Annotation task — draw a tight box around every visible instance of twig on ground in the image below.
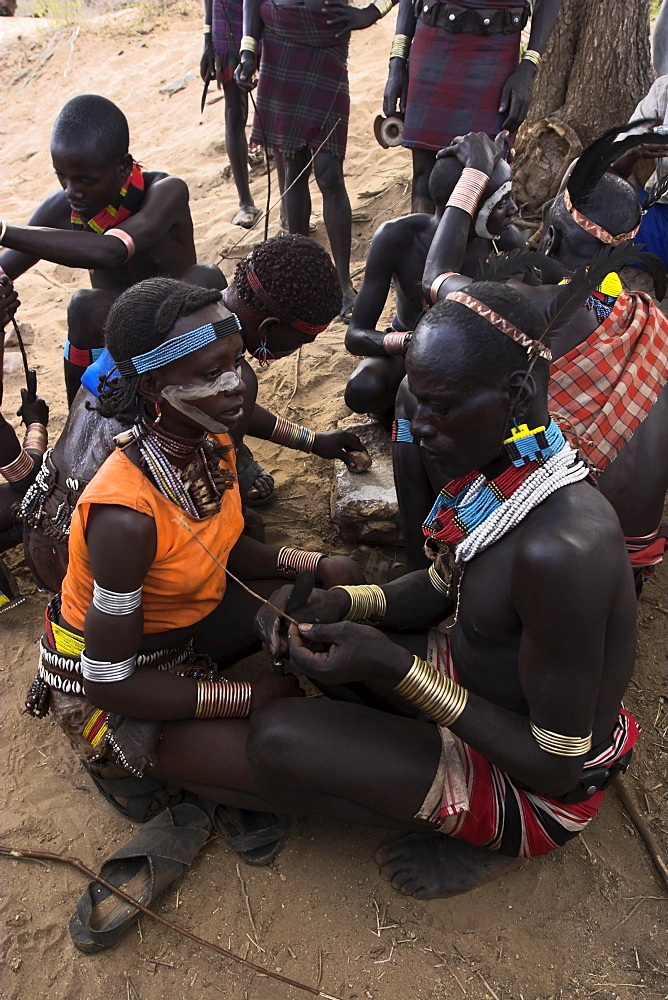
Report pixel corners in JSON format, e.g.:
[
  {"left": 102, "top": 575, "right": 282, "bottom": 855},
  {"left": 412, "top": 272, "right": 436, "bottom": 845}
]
[
  {"left": 317, "top": 948, "right": 323, "bottom": 988},
  {"left": 236, "top": 863, "right": 258, "bottom": 939},
  {"left": 613, "top": 776, "right": 668, "bottom": 892},
  {"left": 33, "top": 268, "right": 73, "bottom": 292},
  {"left": 125, "top": 974, "right": 140, "bottom": 1000},
  {"left": 0, "top": 845, "right": 341, "bottom": 1000},
  {"left": 288, "top": 346, "right": 301, "bottom": 408},
  {"left": 612, "top": 898, "right": 646, "bottom": 930},
  {"left": 176, "top": 518, "right": 299, "bottom": 626},
  {"left": 424, "top": 947, "right": 466, "bottom": 995},
  {"left": 476, "top": 970, "right": 500, "bottom": 1000}
]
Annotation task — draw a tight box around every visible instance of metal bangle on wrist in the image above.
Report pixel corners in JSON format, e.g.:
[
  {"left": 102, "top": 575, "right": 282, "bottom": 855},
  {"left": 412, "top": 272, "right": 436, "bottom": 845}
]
[
  {"left": 240, "top": 35, "right": 259, "bottom": 54},
  {"left": 331, "top": 584, "right": 387, "bottom": 623},
  {"left": 395, "top": 655, "right": 468, "bottom": 728}
]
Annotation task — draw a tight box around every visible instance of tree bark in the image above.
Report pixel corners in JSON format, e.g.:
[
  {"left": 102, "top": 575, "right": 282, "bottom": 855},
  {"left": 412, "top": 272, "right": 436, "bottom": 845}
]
[{"left": 513, "top": 0, "right": 654, "bottom": 213}]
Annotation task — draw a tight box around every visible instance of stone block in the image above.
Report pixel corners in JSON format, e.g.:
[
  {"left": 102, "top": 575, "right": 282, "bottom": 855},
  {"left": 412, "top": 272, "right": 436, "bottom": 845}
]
[{"left": 331, "top": 420, "right": 402, "bottom": 544}]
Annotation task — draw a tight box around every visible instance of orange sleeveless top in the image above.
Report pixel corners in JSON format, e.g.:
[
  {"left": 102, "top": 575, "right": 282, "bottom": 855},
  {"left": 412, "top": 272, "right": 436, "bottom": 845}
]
[{"left": 61, "top": 435, "right": 244, "bottom": 633}]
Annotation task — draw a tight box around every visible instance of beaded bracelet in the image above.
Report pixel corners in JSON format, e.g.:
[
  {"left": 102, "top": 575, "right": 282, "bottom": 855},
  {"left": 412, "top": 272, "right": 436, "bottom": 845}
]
[
  {"left": 389, "top": 33, "right": 410, "bottom": 60},
  {"left": 24, "top": 422, "right": 48, "bottom": 454},
  {"left": 446, "top": 167, "right": 489, "bottom": 217},
  {"left": 382, "top": 331, "right": 412, "bottom": 356},
  {"left": 240, "top": 35, "right": 259, "bottom": 54},
  {"left": 331, "top": 584, "right": 387, "bottom": 623},
  {"left": 373, "top": 0, "right": 395, "bottom": 17},
  {"left": 395, "top": 655, "right": 468, "bottom": 728},
  {"left": 0, "top": 447, "right": 34, "bottom": 483},
  {"left": 194, "top": 680, "right": 252, "bottom": 719},
  {"left": 277, "top": 546, "right": 325, "bottom": 581},
  {"left": 530, "top": 722, "right": 592, "bottom": 757},
  {"left": 522, "top": 49, "right": 541, "bottom": 68},
  {"left": 203, "top": 24, "right": 211, "bottom": 33},
  {"left": 270, "top": 416, "right": 316, "bottom": 453}
]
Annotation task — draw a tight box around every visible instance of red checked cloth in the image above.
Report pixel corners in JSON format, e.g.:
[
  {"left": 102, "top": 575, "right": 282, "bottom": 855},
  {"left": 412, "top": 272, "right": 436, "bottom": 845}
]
[{"left": 549, "top": 291, "right": 668, "bottom": 473}]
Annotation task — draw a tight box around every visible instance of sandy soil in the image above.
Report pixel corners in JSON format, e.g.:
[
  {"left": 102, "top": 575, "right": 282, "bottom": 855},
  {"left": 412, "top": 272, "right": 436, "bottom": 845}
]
[{"left": 1, "top": 4, "right": 667, "bottom": 1000}]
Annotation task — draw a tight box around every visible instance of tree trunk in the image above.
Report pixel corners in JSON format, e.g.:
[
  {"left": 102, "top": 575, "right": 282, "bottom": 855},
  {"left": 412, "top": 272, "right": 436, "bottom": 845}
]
[{"left": 513, "top": 0, "right": 654, "bottom": 214}]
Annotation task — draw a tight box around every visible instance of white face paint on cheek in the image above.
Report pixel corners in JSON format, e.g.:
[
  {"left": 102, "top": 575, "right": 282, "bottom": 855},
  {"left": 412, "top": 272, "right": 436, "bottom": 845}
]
[{"left": 159, "top": 371, "right": 242, "bottom": 433}]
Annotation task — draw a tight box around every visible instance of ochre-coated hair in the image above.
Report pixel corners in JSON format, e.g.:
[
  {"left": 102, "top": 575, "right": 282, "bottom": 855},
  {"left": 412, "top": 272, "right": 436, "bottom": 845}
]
[{"left": 233, "top": 235, "right": 342, "bottom": 325}]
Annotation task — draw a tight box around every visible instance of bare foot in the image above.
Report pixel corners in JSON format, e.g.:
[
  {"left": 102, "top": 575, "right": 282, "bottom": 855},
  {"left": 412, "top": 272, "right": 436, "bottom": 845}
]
[{"left": 375, "top": 833, "right": 520, "bottom": 899}]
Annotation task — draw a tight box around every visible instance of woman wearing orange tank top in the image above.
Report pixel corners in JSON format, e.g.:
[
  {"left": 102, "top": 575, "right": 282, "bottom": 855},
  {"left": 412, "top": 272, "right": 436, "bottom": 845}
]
[{"left": 25, "top": 277, "right": 361, "bottom": 865}]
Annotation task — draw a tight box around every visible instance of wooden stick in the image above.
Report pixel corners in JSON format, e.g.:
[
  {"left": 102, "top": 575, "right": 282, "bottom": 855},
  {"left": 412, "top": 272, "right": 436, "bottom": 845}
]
[
  {"left": 176, "top": 518, "right": 299, "bottom": 627},
  {"left": 613, "top": 776, "right": 668, "bottom": 892},
  {"left": 0, "top": 845, "right": 340, "bottom": 1000}
]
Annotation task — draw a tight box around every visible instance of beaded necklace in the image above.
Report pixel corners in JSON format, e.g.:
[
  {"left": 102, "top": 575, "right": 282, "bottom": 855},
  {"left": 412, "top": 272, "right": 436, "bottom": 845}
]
[
  {"left": 114, "top": 419, "right": 235, "bottom": 519},
  {"left": 423, "top": 421, "right": 589, "bottom": 562}
]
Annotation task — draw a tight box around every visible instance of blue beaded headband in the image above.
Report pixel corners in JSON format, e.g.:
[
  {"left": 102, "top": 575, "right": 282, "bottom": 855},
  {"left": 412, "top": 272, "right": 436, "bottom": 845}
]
[{"left": 115, "top": 315, "right": 242, "bottom": 378}]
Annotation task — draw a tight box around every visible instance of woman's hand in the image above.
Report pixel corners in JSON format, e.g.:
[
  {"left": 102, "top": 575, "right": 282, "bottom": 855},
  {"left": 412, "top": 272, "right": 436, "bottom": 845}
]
[
  {"left": 312, "top": 429, "right": 369, "bottom": 470},
  {"left": 254, "top": 583, "right": 352, "bottom": 656},
  {"left": 287, "top": 620, "right": 412, "bottom": 685},
  {"left": 250, "top": 671, "right": 304, "bottom": 713}
]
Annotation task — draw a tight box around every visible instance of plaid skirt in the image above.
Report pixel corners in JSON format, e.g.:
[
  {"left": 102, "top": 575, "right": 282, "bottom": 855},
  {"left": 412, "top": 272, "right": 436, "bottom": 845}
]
[
  {"left": 416, "top": 629, "right": 640, "bottom": 858},
  {"left": 403, "top": 21, "right": 520, "bottom": 151},
  {"left": 250, "top": 2, "right": 350, "bottom": 158}
]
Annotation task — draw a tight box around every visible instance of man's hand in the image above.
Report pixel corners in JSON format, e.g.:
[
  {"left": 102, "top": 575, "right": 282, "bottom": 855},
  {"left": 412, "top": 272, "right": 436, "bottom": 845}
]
[
  {"left": 234, "top": 52, "right": 258, "bottom": 92},
  {"left": 612, "top": 130, "right": 666, "bottom": 180},
  {"left": 383, "top": 59, "right": 408, "bottom": 117},
  {"left": 250, "top": 671, "right": 304, "bottom": 714},
  {"left": 312, "top": 429, "right": 369, "bottom": 470},
  {"left": 324, "top": 0, "right": 378, "bottom": 36},
  {"left": 254, "top": 583, "right": 352, "bottom": 656},
  {"left": 287, "top": 620, "right": 412, "bottom": 685},
  {"left": 200, "top": 38, "right": 216, "bottom": 83},
  {"left": 498, "top": 60, "right": 536, "bottom": 133},
  {"left": 0, "top": 276, "right": 19, "bottom": 328},
  {"left": 17, "top": 388, "right": 48, "bottom": 427},
  {"left": 437, "top": 130, "right": 508, "bottom": 176}
]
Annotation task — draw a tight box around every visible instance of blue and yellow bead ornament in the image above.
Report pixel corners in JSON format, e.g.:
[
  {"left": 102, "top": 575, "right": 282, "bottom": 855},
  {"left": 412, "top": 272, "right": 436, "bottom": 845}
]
[{"left": 503, "top": 419, "right": 565, "bottom": 467}]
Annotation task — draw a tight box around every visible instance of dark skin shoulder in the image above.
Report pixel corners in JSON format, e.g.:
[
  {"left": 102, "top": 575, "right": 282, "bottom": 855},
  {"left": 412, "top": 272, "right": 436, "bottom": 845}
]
[{"left": 0, "top": 171, "right": 195, "bottom": 291}]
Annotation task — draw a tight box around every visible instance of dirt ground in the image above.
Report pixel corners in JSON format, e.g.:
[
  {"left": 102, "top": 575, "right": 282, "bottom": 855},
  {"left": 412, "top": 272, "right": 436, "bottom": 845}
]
[{"left": 1, "top": 4, "right": 667, "bottom": 999}]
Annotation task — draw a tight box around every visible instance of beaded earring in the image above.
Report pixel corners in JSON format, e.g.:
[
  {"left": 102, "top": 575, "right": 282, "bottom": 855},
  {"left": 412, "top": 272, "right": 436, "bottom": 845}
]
[
  {"left": 153, "top": 400, "right": 162, "bottom": 426},
  {"left": 252, "top": 334, "right": 275, "bottom": 368},
  {"left": 503, "top": 421, "right": 558, "bottom": 467}
]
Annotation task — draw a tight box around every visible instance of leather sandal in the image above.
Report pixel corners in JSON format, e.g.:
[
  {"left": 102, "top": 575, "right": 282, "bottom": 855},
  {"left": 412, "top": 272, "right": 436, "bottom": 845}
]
[{"left": 69, "top": 802, "right": 212, "bottom": 953}]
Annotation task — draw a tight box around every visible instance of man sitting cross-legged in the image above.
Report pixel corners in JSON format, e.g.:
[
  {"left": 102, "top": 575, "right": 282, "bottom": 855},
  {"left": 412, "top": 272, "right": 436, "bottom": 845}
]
[
  {"left": 344, "top": 133, "right": 522, "bottom": 423},
  {"left": 240, "top": 281, "right": 638, "bottom": 898},
  {"left": 0, "top": 94, "right": 223, "bottom": 405}
]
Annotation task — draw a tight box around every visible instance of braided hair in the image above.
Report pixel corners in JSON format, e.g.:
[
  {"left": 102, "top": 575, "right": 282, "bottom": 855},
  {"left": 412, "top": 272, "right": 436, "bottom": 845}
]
[
  {"left": 233, "top": 235, "right": 342, "bottom": 326},
  {"left": 96, "top": 278, "right": 222, "bottom": 422}
]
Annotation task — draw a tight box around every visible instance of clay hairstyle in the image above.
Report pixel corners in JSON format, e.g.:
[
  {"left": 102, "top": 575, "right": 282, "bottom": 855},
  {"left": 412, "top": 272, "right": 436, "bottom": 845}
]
[
  {"left": 233, "top": 234, "right": 342, "bottom": 331},
  {"left": 51, "top": 94, "right": 130, "bottom": 162},
  {"left": 96, "top": 278, "right": 223, "bottom": 422}
]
